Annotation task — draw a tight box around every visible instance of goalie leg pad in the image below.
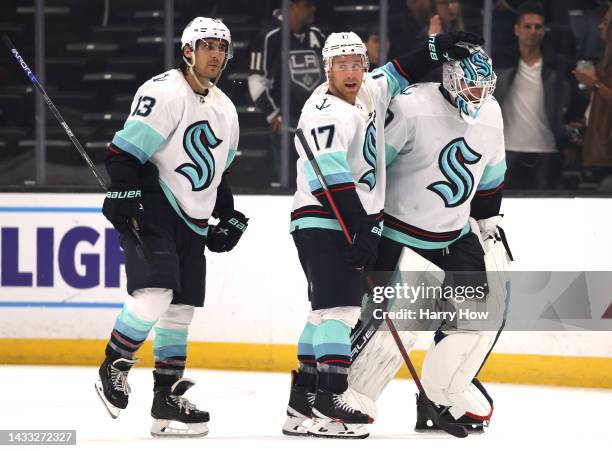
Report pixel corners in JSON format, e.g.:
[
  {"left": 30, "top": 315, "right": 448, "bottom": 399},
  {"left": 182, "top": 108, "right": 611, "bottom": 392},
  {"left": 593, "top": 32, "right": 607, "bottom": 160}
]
[
  {"left": 346, "top": 246, "right": 443, "bottom": 419},
  {"left": 347, "top": 330, "right": 417, "bottom": 419},
  {"left": 421, "top": 329, "right": 496, "bottom": 420}
]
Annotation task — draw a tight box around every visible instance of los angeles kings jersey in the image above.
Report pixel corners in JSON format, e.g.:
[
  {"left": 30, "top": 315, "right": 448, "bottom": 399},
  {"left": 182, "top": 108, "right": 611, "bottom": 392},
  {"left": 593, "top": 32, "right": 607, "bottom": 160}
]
[
  {"left": 111, "top": 69, "right": 239, "bottom": 235},
  {"left": 290, "top": 63, "right": 411, "bottom": 233},
  {"left": 384, "top": 83, "right": 506, "bottom": 249}
]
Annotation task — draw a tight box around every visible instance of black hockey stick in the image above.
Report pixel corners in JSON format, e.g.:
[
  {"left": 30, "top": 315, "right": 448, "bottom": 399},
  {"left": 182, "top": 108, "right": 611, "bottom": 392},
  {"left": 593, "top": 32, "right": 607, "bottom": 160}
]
[
  {"left": 296, "top": 128, "right": 468, "bottom": 438},
  {"left": 3, "top": 35, "right": 151, "bottom": 260}
]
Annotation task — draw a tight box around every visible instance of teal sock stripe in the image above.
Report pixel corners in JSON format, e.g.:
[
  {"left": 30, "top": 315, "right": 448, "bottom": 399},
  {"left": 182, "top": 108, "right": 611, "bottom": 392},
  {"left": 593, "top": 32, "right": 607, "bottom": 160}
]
[
  {"left": 297, "top": 321, "right": 317, "bottom": 357},
  {"left": 153, "top": 326, "right": 188, "bottom": 360},
  {"left": 113, "top": 305, "right": 156, "bottom": 342},
  {"left": 312, "top": 319, "right": 351, "bottom": 360}
]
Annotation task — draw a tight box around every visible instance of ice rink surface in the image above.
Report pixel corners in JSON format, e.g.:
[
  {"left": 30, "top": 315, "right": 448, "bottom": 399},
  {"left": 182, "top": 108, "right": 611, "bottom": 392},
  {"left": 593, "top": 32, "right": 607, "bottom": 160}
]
[{"left": 2, "top": 365, "right": 611, "bottom": 450}]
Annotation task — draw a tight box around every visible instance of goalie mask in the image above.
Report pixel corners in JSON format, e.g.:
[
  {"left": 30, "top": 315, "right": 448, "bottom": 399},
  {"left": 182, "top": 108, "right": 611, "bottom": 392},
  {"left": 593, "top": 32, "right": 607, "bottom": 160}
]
[
  {"left": 443, "top": 44, "right": 496, "bottom": 122},
  {"left": 180, "top": 17, "right": 233, "bottom": 89},
  {"left": 322, "top": 32, "right": 369, "bottom": 78}
]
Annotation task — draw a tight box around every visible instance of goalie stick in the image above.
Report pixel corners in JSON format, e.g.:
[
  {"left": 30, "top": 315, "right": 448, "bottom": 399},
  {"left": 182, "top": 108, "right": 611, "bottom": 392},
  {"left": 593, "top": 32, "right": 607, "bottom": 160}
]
[
  {"left": 296, "top": 127, "right": 468, "bottom": 438},
  {"left": 3, "top": 35, "right": 151, "bottom": 260}
]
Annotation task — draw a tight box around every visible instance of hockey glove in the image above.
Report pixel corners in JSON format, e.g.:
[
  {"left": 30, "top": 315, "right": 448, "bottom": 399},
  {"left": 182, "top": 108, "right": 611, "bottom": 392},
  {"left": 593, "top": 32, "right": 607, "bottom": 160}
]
[
  {"left": 102, "top": 186, "right": 144, "bottom": 234},
  {"left": 345, "top": 220, "right": 383, "bottom": 271},
  {"left": 431, "top": 31, "right": 484, "bottom": 61},
  {"left": 394, "top": 31, "right": 484, "bottom": 83},
  {"left": 206, "top": 210, "right": 248, "bottom": 253}
]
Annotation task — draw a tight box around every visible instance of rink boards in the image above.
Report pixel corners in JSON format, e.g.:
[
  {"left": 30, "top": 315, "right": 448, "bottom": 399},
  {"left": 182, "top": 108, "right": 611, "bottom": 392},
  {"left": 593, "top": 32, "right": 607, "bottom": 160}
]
[{"left": 1, "top": 193, "right": 611, "bottom": 388}]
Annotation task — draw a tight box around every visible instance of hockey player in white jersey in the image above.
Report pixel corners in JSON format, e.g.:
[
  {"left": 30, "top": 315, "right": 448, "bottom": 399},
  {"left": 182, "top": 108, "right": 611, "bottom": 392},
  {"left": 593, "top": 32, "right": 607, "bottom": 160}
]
[
  {"left": 347, "top": 44, "right": 512, "bottom": 435},
  {"left": 283, "top": 31, "right": 485, "bottom": 438},
  {"left": 94, "top": 17, "right": 248, "bottom": 437}
]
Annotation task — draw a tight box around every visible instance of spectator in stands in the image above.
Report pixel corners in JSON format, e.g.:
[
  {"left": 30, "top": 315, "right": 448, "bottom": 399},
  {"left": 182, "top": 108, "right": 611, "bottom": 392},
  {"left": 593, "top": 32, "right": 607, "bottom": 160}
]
[
  {"left": 428, "top": 0, "right": 465, "bottom": 34},
  {"left": 493, "top": 0, "right": 575, "bottom": 69},
  {"left": 573, "top": 4, "right": 612, "bottom": 186},
  {"left": 570, "top": 0, "right": 608, "bottom": 61},
  {"left": 495, "top": 2, "right": 579, "bottom": 190},
  {"left": 389, "top": 0, "right": 430, "bottom": 57},
  {"left": 248, "top": 0, "right": 325, "bottom": 187},
  {"left": 361, "top": 27, "right": 390, "bottom": 71}
]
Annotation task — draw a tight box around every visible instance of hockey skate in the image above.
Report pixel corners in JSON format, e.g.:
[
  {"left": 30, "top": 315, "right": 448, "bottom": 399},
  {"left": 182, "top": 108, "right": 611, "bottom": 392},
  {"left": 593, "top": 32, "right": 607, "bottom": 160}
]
[
  {"left": 150, "top": 378, "right": 210, "bottom": 438},
  {"left": 95, "top": 357, "right": 138, "bottom": 419},
  {"left": 414, "top": 393, "right": 487, "bottom": 434},
  {"left": 307, "top": 388, "right": 373, "bottom": 439},
  {"left": 282, "top": 371, "right": 316, "bottom": 436}
]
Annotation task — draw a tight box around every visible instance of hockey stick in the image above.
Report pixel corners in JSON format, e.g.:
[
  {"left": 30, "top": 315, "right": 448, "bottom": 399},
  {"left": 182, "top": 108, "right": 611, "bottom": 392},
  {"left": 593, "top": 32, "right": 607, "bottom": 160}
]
[
  {"left": 296, "top": 128, "right": 468, "bottom": 438},
  {"left": 3, "top": 35, "right": 151, "bottom": 260}
]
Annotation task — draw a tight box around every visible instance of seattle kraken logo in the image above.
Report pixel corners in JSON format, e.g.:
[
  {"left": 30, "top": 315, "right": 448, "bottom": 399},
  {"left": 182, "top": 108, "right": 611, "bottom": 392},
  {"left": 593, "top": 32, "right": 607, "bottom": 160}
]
[
  {"left": 460, "top": 51, "right": 492, "bottom": 82},
  {"left": 427, "top": 138, "right": 482, "bottom": 207},
  {"left": 359, "top": 112, "right": 377, "bottom": 190},
  {"left": 176, "top": 121, "right": 221, "bottom": 191}
]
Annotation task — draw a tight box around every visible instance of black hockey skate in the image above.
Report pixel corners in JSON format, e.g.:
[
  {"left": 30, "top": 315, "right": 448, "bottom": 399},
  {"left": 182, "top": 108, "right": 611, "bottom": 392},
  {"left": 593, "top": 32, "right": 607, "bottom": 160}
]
[
  {"left": 150, "top": 378, "right": 210, "bottom": 438},
  {"left": 95, "top": 357, "right": 138, "bottom": 419},
  {"left": 282, "top": 370, "right": 316, "bottom": 436},
  {"left": 414, "top": 393, "right": 487, "bottom": 434},
  {"left": 308, "top": 388, "right": 373, "bottom": 439}
]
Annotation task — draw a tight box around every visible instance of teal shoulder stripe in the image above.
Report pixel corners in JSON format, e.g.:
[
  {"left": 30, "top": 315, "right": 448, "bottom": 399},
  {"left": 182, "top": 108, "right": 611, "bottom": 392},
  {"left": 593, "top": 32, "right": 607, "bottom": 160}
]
[
  {"left": 113, "top": 120, "right": 166, "bottom": 164},
  {"left": 159, "top": 179, "right": 209, "bottom": 236},
  {"left": 374, "top": 63, "right": 410, "bottom": 99},
  {"left": 289, "top": 217, "right": 342, "bottom": 233},
  {"left": 308, "top": 172, "right": 353, "bottom": 192},
  {"left": 477, "top": 176, "right": 504, "bottom": 191},
  {"left": 111, "top": 135, "right": 148, "bottom": 164},
  {"left": 226, "top": 148, "right": 237, "bottom": 170},
  {"left": 312, "top": 151, "right": 351, "bottom": 177},
  {"left": 382, "top": 223, "right": 470, "bottom": 250},
  {"left": 385, "top": 144, "right": 399, "bottom": 167},
  {"left": 480, "top": 159, "right": 507, "bottom": 186}
]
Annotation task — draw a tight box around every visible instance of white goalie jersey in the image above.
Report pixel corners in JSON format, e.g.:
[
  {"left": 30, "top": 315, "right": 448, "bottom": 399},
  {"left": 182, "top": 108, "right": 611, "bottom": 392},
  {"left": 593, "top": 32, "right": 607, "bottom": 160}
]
[
  {"left": 383, "top": 83, "right": 506, "bottom": 249},
  {"left": 290, "top": 63, "right": 411, "bottom": 232},
  {"left": 110, "top": 69, "right": 239, "bottom": 235}
]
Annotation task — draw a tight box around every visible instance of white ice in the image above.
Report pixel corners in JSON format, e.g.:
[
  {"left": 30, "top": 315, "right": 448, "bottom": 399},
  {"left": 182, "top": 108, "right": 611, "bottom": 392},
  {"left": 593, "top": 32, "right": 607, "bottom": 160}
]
[{"left": 2, "top": 365, "right": 611, "bottom": 450}]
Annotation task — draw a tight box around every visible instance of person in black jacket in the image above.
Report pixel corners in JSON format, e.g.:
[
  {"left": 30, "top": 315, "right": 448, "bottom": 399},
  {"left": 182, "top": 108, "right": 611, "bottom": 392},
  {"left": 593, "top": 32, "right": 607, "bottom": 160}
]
[
  {"left": 494, "top": 2, "right": 580, "bottom": 190},
  {"left": 248, "top": 0, "right": 325, "bottom": 187}
]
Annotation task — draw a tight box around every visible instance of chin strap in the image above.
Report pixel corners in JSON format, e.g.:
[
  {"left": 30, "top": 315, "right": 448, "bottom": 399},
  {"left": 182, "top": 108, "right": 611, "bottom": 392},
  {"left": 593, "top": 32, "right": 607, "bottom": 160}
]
[
  {"left": 184, "top": 50, "right": 228, "bottom": 92},
  {"left": 184, "top": 51, "right": 211, "bottom": 92}
]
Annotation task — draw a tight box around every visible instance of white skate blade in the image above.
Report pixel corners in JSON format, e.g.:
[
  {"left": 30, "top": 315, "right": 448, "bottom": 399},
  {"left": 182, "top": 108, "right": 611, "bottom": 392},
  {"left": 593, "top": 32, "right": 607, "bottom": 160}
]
[
  {"left": 150, "top": 419, "right": 209, "bottom": 438},
  {"left": 282, "top": 413, "right": 309, "bottom": 436},
  {"left": 306, "top": 417, "right": 369, "bottom": 439},
  {"left": 94, "top": 380, "right": 120, "bottom": 419}
]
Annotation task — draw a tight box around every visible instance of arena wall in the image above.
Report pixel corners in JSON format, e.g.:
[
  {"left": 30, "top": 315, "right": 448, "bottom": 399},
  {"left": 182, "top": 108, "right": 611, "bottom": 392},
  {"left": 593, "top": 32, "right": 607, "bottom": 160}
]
[{"left": 1, "top": 194, "right": 611, "bottom": 388}]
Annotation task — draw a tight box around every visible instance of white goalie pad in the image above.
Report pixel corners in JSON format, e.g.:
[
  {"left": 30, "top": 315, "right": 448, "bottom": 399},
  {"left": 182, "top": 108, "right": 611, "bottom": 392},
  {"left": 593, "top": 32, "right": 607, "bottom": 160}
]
[
  {"left": 418, "top": 218, "right": 511, "bottom": 422},
  {"left": 421, "top": 330, "right": 496, "bottom": 420},
  {"left": 347, "top": 248, "right": 442, "bottom": 419},
  {"left": 346, "top": 329, "right": 417, "bottom": 419}
]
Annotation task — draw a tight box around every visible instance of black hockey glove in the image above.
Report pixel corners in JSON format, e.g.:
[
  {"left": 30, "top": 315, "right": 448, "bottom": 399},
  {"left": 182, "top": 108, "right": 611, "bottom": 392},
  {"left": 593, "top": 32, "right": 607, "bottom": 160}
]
[
  {"left": 102, "top": 186, "right": 144, "bottom": 234},
  {"left": 345, "top": 220, "right": 383, "bottom": 271},
  {"left": 394, "top": 31, "right": 484, "bottom": 83},
  {"left": 206, "top": 210, "right": 248, "bottom": 253},
  {"left": 431, "top": 31, "right": 484, "bottom": 61}
]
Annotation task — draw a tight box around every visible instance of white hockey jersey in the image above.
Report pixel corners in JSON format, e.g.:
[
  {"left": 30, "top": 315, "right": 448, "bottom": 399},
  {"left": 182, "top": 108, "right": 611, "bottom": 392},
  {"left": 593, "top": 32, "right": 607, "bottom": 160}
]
[
  {"left": 290, "top": 62, "right": 410, "bottom": 233},
  {"left": 384, "top": 83, "right": 506, "bottom": 249},
  {"left": 111, "top": 69, "right": 239, "bottom": 235}
]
